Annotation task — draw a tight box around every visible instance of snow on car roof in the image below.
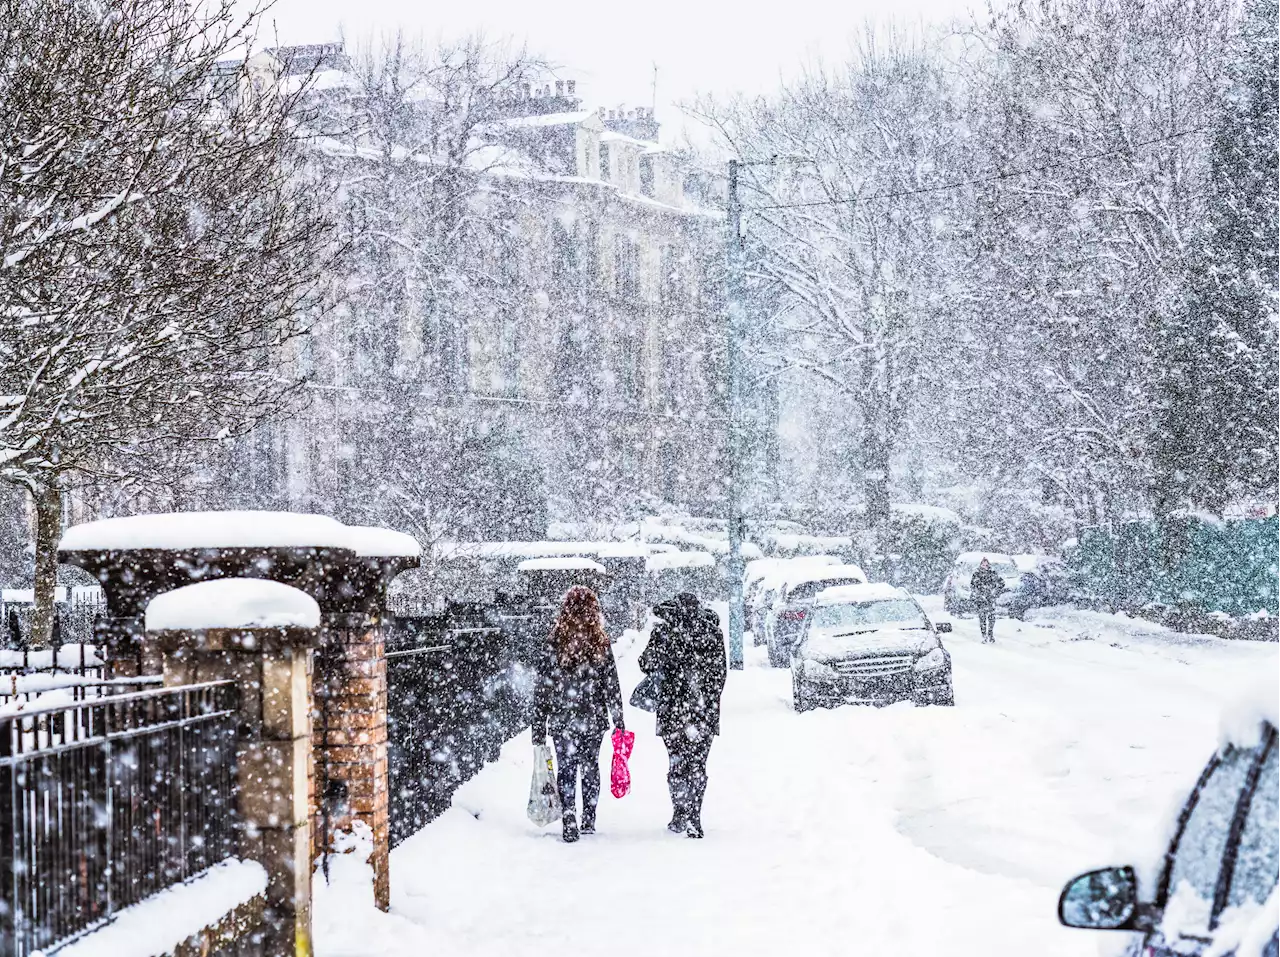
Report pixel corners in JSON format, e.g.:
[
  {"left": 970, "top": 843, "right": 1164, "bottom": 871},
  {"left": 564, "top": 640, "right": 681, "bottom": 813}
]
[
  {"left": 956, "top": 551, "right": 1016, "bottom": 565},
  {"left": 782, "top": 563, "right": 868, "bottom": 592},
  {"left": 814, "top": 583, "right": 910, "bottom": 606},
  {"left": 145, "top": 579, "right": 320, "bottom": 632},
  {"left": 60, "top": 512, "right": 422, "bottom": 558},
  {"left": 516, "top": 557, "right": 605, "bottom": 573},
  {"left": 645, "top": 551, "right": 715, "bottom": 572}
]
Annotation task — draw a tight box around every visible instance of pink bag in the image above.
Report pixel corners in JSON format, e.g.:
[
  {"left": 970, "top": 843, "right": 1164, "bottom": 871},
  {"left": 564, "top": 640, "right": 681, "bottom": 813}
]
[{"left": 611, "top": 729, "right": 636, "bottom": 799}]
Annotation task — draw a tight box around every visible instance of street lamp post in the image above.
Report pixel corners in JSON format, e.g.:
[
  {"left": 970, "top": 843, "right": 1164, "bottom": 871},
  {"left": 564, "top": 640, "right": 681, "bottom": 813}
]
[
  {"left": 724, "top": 154, "right": 809, "bottom": 672},
  {"left": 725, "top": 159, "right": 747, "bottom": 670}
]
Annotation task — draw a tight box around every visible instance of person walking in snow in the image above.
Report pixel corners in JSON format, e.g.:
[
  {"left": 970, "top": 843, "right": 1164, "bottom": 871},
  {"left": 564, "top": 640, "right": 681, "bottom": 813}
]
[
  {"left": 531, "top": 586, "right": 626, "bottom": 843},
  {"left": 638, "top": 593, "right": 727, "bottom": 839},
  {"left": 970, "top": 557, "right": 1007, "bottom": 644}
]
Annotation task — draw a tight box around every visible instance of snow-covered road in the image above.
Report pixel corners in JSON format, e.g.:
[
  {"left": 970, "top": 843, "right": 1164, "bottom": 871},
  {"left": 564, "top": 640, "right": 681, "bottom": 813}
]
[{"left": 314, "top": 603, "right": 1278, "bottom": 957}]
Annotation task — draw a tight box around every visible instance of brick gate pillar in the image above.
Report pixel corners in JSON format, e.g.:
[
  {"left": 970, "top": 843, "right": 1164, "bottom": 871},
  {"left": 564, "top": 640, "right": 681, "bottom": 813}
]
[
  {"left": 59, "top": 513, "right": 420, "bottom": 916},
  {"left": 313, "top": 612, "right": 390, "bottom": 910},
  {"left": 147, "top": 579, "right": 322, "bottom": 957}
]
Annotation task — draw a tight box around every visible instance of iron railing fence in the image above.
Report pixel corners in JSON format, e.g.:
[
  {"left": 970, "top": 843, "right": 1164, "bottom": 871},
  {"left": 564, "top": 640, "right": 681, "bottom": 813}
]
[
  {"left": 0, "top": 677, "right": 164, "bottom": 709},
  {"left": 0, "top": 681, "right": 238, "bottom": 957},
  {"left": 384, "top": 605, "right": 537, "bottom": 846}
]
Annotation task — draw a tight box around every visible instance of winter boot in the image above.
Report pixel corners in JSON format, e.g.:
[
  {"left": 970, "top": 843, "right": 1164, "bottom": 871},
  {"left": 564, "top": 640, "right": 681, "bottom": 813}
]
[
  {"left": 581, "top": 805, "right": 596, "bottom": 835},
  {"left": 684, "top": 815, "right": 704, "bottom": 839},
  {"left": 562, "top": 810, "right": 579, "bottom": 843},
  {"left": 667, "top": 805, "right": 688, "bottom": 833}
]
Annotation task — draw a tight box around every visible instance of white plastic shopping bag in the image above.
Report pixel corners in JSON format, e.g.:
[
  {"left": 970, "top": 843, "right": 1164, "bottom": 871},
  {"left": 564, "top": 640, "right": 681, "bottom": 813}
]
[{"left": 526, "top": 743, "right": 562, "bottom": 827}]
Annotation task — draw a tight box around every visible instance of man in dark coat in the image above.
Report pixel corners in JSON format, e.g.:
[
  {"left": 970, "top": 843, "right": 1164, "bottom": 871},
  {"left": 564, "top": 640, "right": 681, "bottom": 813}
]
[
  {"left": 638, "top": 593, "right": 727, "bottom": 839},
  {"left": 969, "top": 558, "right": 1007, "bottom": 644}
]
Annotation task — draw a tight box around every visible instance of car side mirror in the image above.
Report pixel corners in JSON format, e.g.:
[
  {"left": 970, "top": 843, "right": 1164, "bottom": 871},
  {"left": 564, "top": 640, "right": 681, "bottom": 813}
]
[
  {"left": 1058, "top": 866, "right": 1141, "bottom": 930},
  {"left": 935, "top": 622, "right": 952, "bottom": 633}
]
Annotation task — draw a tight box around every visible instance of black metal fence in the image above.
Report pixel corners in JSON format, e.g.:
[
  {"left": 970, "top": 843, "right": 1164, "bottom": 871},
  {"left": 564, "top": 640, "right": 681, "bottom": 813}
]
[
  {"left": 385, "top": 600, "right": 546, "bottom": 846},
  {"left": 0, "top": 644, "right": 105, "bottom": 680},
  {"left": 0, "top": 677, "right": 163, "bottom": 709},
  {"left": 0, "top": 681, "right": 239, "bottom": 957}
]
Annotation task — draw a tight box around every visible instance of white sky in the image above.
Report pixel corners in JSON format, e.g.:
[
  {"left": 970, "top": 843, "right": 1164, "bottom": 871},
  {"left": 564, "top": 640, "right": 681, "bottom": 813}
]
[{"left": 259, "top": 0, "right": 980, "bottom": 143}]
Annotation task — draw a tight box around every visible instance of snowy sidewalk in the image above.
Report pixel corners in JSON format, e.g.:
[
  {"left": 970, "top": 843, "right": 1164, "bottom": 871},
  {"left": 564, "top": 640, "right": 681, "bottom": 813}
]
[{"left": 314, "top": 603, "right": 1277, "bottom": 957}]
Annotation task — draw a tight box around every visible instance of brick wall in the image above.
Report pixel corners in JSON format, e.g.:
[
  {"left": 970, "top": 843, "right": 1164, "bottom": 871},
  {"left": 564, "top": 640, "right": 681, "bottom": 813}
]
[{"left": 312, "top": 615, "right": 390, "bottom": 911}]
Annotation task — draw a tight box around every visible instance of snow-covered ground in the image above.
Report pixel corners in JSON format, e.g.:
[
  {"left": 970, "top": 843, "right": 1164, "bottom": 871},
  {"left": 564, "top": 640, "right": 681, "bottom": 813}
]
[{"left": 314, "top": 601, "right": 1278, "bottom": 957}]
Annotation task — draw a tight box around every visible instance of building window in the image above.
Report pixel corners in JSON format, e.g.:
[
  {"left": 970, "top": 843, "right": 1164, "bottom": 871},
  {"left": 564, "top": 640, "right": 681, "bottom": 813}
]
[
  {"left": 551, "top": 220, "right": 575, "bottom": 289},
  {"left": 599, "top": 143, "right": 610, "bottom": 183},
  {"left": 615, "top": 233, "right": 639, "bottom": 301},
  {"left": 498, "top": 311, "right": 520, "bottom": 396},
  {"left": 581, "top": 223, "right": 600, "bottom": 288},
  {"left": 618, "top": 330, "right": 643, "bottom": 404},
  {"left": 659, "top": 246, "right": 683, "bottom": 306},
  {"left": 640, "top": 156, "right": 654, "bottom": 198}
]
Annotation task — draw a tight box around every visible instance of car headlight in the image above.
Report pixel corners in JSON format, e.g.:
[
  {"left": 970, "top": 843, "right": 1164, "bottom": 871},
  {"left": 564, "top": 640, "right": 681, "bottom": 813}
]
[
  {"left": 801, "top": 657, "right": 837, "bottom": 679},
  {"left": 914, "top": 648, "right": 947, "bottom": 672}
]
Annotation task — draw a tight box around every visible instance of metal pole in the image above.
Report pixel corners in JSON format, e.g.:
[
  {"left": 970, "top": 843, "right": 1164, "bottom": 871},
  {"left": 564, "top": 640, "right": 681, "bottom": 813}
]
[{"left": 726, "top": 159, "right": 745, "bottom": 670}]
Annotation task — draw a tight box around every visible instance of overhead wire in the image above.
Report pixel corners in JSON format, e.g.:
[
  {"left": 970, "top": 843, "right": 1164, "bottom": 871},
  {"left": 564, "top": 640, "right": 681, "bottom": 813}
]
[{"left": 742, "top": 126, "right": 1208, "bottom": 211}]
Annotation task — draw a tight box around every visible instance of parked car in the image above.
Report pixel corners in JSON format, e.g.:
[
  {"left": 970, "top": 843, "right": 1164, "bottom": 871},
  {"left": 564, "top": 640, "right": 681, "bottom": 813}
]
[
  {"left": 1057, "top": 699, "right": 1278, "bottom": 957},
  {"left": 746, "top": 556, "right": 838, "bottom": 648},
  {"left": 790, "top": 583, "right": 954, "bottom": 711},
  {"left": 764, "top": 564, "right": 869, "bottom": 668},
  {"left": 943, "top": 552, "right": 1021, "bottom": 616},
  {"left": 1012, "top": 555, "right": 1072, "bottom": 605}
]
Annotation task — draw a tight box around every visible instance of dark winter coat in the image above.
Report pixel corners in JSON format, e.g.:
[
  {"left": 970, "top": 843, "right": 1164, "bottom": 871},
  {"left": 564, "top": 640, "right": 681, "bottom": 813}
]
[
  {"left": 530, "top": 643, "right": 625, "bottom": 742},
  {"left": 969, "top": 565, "right": 1008, "bottom": 609},
  {"left": 639, "top": 594, "right": 727, "bottom": 740}
]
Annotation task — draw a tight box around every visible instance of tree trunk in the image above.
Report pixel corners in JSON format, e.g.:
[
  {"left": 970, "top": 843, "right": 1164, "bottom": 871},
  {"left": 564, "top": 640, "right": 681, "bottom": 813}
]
[
  {"left": 30, "top": 482, "right": 62, "bottom": 650},
  {"left": 862, "top": 433, "right": 891, "bottom": 525}
]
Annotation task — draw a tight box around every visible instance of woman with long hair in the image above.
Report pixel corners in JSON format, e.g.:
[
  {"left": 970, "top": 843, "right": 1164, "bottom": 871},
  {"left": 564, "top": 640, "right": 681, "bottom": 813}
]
[{"left": 531, "top": 585, "right": 625, "bottom": 843}]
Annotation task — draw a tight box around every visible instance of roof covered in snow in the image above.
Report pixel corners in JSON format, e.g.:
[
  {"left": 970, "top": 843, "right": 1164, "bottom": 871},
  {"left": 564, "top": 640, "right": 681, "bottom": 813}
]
[
  {"left": 145, "top": 579, "right": 321, "bottom": 631},
  {"left": 645, "top": 551, "right": 715, "bottom": 572},
  {"left": 497, "top": 110, "right": 595, "bottom": 129},
  {"left": 517, "top": 556, "right": 606, "bottom": 573},
  {"left": 956, "top": 551, "right": 1016, "bottom": 565},
  {"left": 60, "top": 512, "right": 420, "bottom": 558},
  {"left": 814, "top": 582, "right": 911, "bottom": 606}
]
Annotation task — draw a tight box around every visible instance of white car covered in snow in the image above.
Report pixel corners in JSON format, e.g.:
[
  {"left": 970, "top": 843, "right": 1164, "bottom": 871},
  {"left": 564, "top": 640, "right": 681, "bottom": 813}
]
[
  {"left": 1057, "top": 688, "right": 1278, "bottom": 957},
  {"left": 745, "top": 555, "right": 839, "bottom": 648},
  {"left": 790, "top": 583, "right": 955, "bottom": 712},
  {"left": 763, "top": 563, "right": 868, "bottom": 667},
  {"left": 943, "top": 552, "right": 1022, "bottom": 616}
]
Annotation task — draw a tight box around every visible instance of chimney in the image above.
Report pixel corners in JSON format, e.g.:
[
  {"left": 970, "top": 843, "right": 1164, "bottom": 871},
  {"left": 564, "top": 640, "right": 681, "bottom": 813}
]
[{"left": 555, "top": 80, "right": 564, "bottom": 97}]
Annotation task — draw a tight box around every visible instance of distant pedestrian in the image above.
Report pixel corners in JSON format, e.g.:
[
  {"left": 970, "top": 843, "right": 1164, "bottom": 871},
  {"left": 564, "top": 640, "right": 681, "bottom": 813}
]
[
  {"left": 6, "top": 606, "right": 21, "bottom": 650},
  {"left": 970, "top": 557, "right": 1007, "bottom": 644},
  {"left": 531, "top": 586, "right": 625, "bottom": 843},
  {"left": 638, "top": 593, "right": 727, "bottom": 839}
]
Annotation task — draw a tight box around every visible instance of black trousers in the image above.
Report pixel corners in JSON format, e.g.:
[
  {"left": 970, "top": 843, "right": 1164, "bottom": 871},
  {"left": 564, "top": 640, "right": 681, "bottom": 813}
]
[
  {"left": 553, "top": 731, "right": 603, "bottom": 818},
  {"left": 663, "top": 731, "right": 714, "bottom": 820},
  {"left": 977, "top": 607, "right": 996, "bottom": 641}
]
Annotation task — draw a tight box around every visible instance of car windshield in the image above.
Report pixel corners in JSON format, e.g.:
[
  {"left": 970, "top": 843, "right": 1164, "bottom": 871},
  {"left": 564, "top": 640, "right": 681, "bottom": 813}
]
[
  {"left": 810, "top": 599, "right": 926, "bottom": 632},
  {"left": 1167, "top": 744, "right": 1258, "bottom": 912},
  {"left": 788, "top": 578, "right": 863, "bottom": 602}
]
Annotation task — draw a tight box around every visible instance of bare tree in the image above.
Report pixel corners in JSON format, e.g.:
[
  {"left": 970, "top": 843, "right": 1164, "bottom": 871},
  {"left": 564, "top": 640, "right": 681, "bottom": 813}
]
[
  {"left": 692, "top": 34, "right": 965, "bottom": 523},
  {"left": 0, "top": 0, "right": 336, "bottom": 644},
  {"left": 950, "top": 0, "right": 1235, "bottom": 523}
]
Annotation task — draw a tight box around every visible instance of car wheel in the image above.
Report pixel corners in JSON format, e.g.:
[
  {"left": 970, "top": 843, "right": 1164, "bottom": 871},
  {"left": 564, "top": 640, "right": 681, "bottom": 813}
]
[
  {"left": 767, "top": 639, "right": 786, "bottom": 669},
  {"left": 792, "top": 670, "right": 811, "bottom": 712}
]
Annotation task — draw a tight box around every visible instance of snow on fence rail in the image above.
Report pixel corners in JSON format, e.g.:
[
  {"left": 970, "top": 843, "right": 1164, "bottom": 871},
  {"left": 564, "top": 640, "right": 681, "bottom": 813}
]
[{"left": 0, "top": 681, "right": 239, "bottom": 957}]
